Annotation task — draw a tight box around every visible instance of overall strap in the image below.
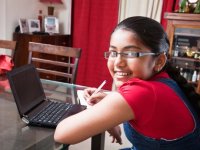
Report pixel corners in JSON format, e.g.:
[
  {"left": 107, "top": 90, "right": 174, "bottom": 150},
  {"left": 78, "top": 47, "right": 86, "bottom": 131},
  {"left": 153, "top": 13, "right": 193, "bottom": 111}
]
[{"left": 157, "top": 78, "right": 200, "bottom": 127}]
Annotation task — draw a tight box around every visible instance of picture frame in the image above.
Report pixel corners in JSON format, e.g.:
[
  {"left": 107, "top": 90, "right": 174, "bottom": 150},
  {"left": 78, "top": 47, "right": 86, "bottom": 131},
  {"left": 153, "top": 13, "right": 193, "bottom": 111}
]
[
  {"left": 19, "top": 19, "right": 29, "bottom": 33},
  {"left": 44, "top": 17, "right": 59, "bottom": 34},
  {"left": 28, "top": 19, "right": 41, "bottom": 33}
]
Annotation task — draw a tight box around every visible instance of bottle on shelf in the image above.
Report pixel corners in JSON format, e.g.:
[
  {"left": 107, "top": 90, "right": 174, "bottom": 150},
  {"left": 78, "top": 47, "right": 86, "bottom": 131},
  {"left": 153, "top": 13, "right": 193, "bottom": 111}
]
[
  {"left": 179, "top": 0, "right": 190, "bottom": 13},
  {"left": 174, "top": 45, "right": 179, "bottom": 57},
  {"left": 183, "top": 62, "right": 189, "bottom": 80},
  {"left": 180, "top": 67, "right": 184, "bottom": 76},
  {"left": 194, "top": 0, "right": 200, "bottom": 13},
  {"left": 192, "top": 70, "right": 197, "bottom": 82},
  {"left": 194, "top": 53, "right": 198, "bottom": 59},
  {"left": 183, "top": 69, "right": 188, "bottom": 79}
]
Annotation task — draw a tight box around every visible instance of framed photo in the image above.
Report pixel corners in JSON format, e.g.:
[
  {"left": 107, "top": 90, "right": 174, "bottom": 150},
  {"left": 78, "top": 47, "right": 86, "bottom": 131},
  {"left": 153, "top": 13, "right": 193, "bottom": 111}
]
[
  {"left": 19, "top": 19, "right": 29, "bottom": 33},
  {"left": 44, "top": 17, "right": 59, "bottom": 34},
  {"left": 28, "top": 19, "right": 41, "bottom": 33}
]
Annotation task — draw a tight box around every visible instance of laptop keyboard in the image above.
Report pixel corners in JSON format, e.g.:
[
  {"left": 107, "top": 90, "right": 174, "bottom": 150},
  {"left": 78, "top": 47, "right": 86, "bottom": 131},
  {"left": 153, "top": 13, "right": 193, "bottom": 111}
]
[{"left": 31, "top": 101, "right": 73, "bottom": 125}]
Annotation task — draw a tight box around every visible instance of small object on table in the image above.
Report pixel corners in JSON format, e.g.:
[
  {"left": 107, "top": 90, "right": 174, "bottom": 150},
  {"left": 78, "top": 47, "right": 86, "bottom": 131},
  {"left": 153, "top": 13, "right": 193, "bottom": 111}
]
[{"left": 0, "top": 55, "right": 14, "bottom": 75}]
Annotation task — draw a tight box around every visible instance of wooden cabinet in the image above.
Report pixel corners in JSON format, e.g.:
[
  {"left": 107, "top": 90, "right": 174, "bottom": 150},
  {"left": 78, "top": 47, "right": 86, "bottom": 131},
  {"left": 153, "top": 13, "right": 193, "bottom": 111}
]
[
  {"left": 13, "top": 33, "right": 71, "bottom": 82},
  {"left": 13, "top": 33, "right": 71, "bottom": 67},
  {"left": 164, "top": 13, "right": 200, "bottom": 94}
]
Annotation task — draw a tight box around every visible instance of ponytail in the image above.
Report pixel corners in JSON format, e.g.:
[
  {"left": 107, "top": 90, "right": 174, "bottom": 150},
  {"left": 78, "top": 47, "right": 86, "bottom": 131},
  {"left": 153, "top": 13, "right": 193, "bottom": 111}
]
[{"left": 165, "top": 61, "right": 200, "bottom": 117}]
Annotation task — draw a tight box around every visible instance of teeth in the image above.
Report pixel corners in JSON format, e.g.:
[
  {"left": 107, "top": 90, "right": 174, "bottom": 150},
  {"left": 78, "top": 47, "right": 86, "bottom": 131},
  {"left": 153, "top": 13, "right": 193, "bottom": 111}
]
[{"left": 116, "top": 72, "right": 129, "bottom": 76}]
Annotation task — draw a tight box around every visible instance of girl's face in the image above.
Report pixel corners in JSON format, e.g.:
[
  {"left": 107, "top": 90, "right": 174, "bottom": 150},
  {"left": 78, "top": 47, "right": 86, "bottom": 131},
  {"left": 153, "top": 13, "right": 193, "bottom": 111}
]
[{"left": 107, "top": 29, "right": 157, "bottom": 88}]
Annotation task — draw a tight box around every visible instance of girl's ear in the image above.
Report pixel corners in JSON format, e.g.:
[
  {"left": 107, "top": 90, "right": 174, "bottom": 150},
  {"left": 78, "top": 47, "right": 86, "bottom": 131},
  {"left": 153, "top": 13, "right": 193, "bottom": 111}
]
[{"left": 153, "top": 53, "right": 167, "bottom": 72}]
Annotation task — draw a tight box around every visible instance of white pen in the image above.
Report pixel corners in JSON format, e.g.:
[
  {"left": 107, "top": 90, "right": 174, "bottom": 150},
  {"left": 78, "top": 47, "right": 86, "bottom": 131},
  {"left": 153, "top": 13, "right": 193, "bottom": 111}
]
[{"left": 91, "top": 80, "right": 107, "bottom": 97}]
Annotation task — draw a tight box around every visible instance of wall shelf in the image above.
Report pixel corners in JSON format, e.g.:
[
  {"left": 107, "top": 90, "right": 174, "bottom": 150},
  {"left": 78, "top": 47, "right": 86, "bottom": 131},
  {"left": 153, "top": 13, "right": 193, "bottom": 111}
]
[{"left": 165, "top": 13, "right": 200, "bottom": 94}]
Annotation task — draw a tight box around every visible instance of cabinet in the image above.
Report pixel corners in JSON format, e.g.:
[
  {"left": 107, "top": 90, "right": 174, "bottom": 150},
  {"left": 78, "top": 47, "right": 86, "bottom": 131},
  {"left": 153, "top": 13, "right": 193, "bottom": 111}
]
[
  {"left": 13, "top": 33, "right": 71, "bottom": 82},
  {"left": 164, "top": 13, "right": 200, "bottom": 94}
]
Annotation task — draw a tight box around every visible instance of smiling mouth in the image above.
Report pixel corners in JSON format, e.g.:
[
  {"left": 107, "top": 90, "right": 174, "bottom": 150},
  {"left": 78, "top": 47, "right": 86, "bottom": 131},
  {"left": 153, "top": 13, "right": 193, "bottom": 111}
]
[
  {"left": 114, "top": 71, "right": 131, "bottom": 79},
  {"left": 115, "top": 72, "right": 130, "bottom": 76}
]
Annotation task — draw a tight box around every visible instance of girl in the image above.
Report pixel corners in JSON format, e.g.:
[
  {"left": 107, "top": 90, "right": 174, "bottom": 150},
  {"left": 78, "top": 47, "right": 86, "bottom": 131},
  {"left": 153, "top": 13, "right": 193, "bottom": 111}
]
[{"left": 54, "top": 16, "right": 200, "bottom": 150}]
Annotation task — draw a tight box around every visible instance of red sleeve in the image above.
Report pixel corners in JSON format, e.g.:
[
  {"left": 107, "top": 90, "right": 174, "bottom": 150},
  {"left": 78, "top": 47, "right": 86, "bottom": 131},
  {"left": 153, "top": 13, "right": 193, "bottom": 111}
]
[{"left": 118, "top": 78, "right": 157, "bottom": 123}]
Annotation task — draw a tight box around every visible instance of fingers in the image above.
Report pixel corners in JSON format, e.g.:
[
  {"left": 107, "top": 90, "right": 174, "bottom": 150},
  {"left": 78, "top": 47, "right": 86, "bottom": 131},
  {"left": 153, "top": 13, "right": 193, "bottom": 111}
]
[
  {"left": 83, "top": 88, "right": 96, "bottom": 99},
  {"left": 83, "top": 88, "right": 97, "bottom": 105},
  {"left": 86, "top": 98, "right": 97, "bottom": 106},
  {"left": 117, "top": 137, "right": 122, "bottom": 145},
  {"left": 107, "top": 126, "right": 122, "bottom": 145},
  {"left": 83, "top": 88, "right": 107, "bottom": 105},
  {"left": 109, "top": 135, "right": 122, "bottom": 145},
  {"left": 111, "top": 136, "right": 115, "bottom": 143},
  {"left": 109, "top": 134, "right": 115, "bottom": 143}
]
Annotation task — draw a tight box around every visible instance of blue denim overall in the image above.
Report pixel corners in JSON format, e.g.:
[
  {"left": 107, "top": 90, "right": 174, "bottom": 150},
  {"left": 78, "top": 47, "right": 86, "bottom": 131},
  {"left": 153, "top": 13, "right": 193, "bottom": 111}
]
[{"left": 121, "top": 78, "right": 200, "bottom": 150}]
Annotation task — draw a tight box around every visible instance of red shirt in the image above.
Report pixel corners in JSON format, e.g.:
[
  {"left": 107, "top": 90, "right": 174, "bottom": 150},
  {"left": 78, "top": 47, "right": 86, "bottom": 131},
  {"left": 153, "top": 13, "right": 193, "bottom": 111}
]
[{"left": 118, "top": 72, "right": 195, "bottom": 140}]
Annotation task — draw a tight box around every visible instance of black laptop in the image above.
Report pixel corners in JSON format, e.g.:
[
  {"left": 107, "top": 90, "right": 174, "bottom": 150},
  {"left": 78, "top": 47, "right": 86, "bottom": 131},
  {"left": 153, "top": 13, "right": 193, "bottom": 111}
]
[{"left": 7, "top": 64, "right": 86, "bottom": 128}]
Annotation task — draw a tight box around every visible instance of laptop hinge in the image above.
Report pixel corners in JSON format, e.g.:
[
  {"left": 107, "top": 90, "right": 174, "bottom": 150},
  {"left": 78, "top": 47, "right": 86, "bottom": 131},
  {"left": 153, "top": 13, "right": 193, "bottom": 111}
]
[
  {"left": 22, "top": 116, "right": 30, "bottom": 124},
  {"left": 23, "top": 99, "right": 47, "bottom": 116}
]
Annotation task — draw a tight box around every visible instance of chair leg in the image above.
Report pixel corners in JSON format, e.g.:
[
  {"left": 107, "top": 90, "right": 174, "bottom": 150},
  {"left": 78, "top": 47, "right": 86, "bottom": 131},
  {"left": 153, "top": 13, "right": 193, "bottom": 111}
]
[{"left": 60, "top": 144, "right": 70, "bottom": 150}]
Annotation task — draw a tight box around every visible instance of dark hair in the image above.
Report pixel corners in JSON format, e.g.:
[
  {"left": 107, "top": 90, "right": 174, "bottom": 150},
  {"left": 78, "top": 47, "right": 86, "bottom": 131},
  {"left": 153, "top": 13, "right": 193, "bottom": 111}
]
[{"left": 114, "top": 16, "right": 200, "bottom": 116}]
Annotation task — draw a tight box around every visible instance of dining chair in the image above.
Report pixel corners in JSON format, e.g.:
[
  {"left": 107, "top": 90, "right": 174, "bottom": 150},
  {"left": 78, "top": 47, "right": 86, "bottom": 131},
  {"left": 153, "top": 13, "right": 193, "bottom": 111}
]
[
  {"left": 28, "top": 42, "right": 81, "bottom": 84},
  {"left": 0, "top": 39, "right": 16, "bottom": 58}
]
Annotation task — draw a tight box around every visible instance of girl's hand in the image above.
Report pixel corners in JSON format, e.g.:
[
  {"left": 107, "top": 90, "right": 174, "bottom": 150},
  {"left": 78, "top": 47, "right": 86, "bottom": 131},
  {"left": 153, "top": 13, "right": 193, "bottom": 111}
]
[
  {"left": 107, "top": 125, "right": 122, "bottom": 145},
  {"left": 83, "top": 88, "right": 107, "bottom": 105}
]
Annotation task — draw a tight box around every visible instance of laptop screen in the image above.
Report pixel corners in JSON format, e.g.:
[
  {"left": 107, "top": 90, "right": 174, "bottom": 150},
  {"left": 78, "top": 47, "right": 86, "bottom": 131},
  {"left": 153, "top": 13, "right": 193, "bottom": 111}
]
[{"left": 7, "top": 64, "right": 45, "bottom": 116}]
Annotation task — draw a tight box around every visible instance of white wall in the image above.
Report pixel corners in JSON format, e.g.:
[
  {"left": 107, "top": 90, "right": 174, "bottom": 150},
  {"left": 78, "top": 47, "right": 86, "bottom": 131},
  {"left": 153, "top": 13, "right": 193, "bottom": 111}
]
[
  {"left": 0, "top": 0, "right": 71, "bottom": 40},
  {"left": 0, "top": 0, "right": 6, "bottom": 39},
  {"left": 58, "top": 0, "right": 72, "bottom": 34}
]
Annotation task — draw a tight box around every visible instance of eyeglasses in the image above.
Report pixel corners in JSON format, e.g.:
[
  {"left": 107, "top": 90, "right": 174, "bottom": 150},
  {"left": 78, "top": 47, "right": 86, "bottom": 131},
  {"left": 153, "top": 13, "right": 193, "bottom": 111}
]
[{"left": 104, "top": 51, "right": 159, "bottom": 59}]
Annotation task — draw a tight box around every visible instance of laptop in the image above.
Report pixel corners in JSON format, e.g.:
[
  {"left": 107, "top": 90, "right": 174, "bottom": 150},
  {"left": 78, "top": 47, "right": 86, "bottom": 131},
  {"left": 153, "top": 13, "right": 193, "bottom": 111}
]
[{"left": 7, "top": 64, "right": 86, "bottom": 128}]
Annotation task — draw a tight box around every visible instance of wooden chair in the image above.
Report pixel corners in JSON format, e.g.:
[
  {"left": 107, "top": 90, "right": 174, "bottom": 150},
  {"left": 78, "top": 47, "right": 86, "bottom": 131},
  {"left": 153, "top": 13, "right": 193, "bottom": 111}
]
[
  {"left": 0, "top": 39, "right": 16, "bottom": 58},
  {"left": 28, "top": 42, "right": 81, "bottom": 84}
]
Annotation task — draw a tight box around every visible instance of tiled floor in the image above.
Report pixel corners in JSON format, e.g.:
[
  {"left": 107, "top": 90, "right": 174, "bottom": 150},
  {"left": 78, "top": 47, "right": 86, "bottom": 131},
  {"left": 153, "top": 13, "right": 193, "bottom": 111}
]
[{"left": 69, "top": 124, "right": 132, "bottom": 150}]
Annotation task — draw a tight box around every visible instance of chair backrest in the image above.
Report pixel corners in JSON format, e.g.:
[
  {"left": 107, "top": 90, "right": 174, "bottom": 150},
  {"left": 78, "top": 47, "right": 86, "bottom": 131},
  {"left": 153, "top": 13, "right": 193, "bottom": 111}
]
[
  {"left": 28, "top": 42, "right": 81, "bottom": 84},
  {"left": 0, "top": 40, "right": 16, "bottom": 58}
]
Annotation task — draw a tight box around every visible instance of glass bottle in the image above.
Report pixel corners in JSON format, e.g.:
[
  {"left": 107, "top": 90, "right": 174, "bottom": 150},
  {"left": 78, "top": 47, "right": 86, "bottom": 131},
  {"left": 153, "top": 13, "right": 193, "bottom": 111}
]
[
  {"left": 192, "top": 70, "right": 197, "bottom": 82},
  {"left": 194, "top": 0, "right": 200, "bottom": 13},
  {"left": 183, "top": 63, "right": 189, "bottom": 79},
  {"left": 174, "top": 45, "right": 179, "bottom": 57},
  {"left": 179, "top": 0, "right": 187, "bottom": 12},
  {"left": 173, "top": 36, "right": 179, "bottom": 57},
  {"left": 180, "top": 67, "right": 184, "bottom": 76},
  {"left": 38, "top": 10, "right": 43, "bottom": 31}
]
